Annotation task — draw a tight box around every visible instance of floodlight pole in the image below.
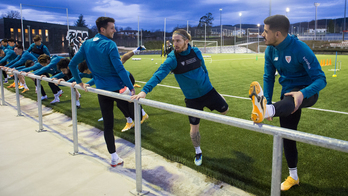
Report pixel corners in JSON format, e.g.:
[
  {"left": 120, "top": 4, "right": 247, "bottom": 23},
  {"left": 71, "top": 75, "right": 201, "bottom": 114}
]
[
  {"left": 239, "top": 13, "right": 242, "bottom": 38},
  {"left": 220, "top": 8, "right": 222, "bottom": 53},
  {"left": 257, "top": 24, "right": 260, "bottom": 53},
  {"left": 20, "top": 4, "right": 24, "bottom": 49},
  {"left": 66, "top": 8, "right": 69, "bottom": 33},
  {"left": 234, "top": 26, "right": 236, "bottom": 53},
  {"left": 187, "top": 20, "right": 189, "bottom": 33},
  {"left": 343, "top": 0, "right": 347, "bottom": 41},
  {"left": 164, "top": 18, "right": 166, "bottom": 55},
  {"left": 137, "top": 16, "right": 139, "bottom": 47},
  {"left": 314, "top": 3, "right": 320, "bottom": 40}
]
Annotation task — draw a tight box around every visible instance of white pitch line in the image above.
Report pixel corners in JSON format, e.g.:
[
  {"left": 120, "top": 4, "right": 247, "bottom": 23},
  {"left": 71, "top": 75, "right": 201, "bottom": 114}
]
[{"left": 135, "top": 81, "right": 348, "bottom": 115}]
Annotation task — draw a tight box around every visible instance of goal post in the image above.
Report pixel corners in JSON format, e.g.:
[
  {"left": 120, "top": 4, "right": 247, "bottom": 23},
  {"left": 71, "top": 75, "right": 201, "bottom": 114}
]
[{"left": 191, "top": 40, "right": 218, "bottom": 54}]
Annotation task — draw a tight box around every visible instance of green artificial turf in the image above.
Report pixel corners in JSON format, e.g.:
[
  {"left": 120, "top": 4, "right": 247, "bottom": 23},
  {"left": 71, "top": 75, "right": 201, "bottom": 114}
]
[{"left": 4, "top": 53, "right": 348, "bottom": 196}]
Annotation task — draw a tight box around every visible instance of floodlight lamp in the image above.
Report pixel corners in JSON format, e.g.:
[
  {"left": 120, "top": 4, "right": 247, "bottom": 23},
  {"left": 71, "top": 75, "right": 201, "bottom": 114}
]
[
  {"left": 314, "top": 3, "right": 320, "bottom": 7},
  {"left": 286, "top": 7, "right": 290, "bottom": 13},
  {"left": 239, "top": 12, "right": 242, "bottom": 16},
  {"left": 220, "top": 8, "right": 222, "bottom": 11},
  {"left": 257, "top": 24, "right": 260, "bottom": 27}
]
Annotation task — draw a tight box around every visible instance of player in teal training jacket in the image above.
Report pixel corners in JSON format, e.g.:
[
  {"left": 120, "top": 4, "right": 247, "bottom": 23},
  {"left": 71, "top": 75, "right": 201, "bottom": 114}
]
[
  {"left": 132, "top": 29, "right": 229, "bottom": 167},
  {"left": 248, "top": 15, "right": 326, "bottom": 191}
]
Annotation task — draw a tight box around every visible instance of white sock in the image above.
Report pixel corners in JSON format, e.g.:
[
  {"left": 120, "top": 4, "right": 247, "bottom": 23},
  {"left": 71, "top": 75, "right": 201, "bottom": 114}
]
[
  {"left": 76, "top": 100, "right": 80, "bottom": 106},
  {"left": 195, "top": 146, "right": 202, "bottom": 154},
  {"left": 20, "top": 82, "right": 23, "bottom": 86},
  {"left": 111, "top": 152, "right": 119, "bottom": 161},
  {"left": 24, "top": 83, "right": 28, "bottom": 89},
  {"left": 126, "top": 117, "right": 133, "bottom": 123},
  {"left": 142, "top": 109, "right": 146, "bottom": 116},
  {"left": 289, "top": 167, "right": 298, "bottom": 180},
  {"left": 4, "top": 78, "right": 8, "bottom": 82},
  {"left": 265, "top": 104, "right": 275, "bottom": 118}
]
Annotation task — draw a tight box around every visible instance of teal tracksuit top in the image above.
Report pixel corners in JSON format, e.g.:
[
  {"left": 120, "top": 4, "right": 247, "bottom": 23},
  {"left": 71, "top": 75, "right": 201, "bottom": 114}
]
[
  {"left": 7, "top": 51, "right": 37, "bottom": 69},
  {"left": 27, "top": 43, "right": 51, "bottom": 59},
  {"left": 263, "top": 34, "right": 327, "bottom": 104},
  {"left": 69, "top": 33, "right": 133, "bottom": 92},
  {"left": 33, "top": 55, "right": 63, "bottom": 75},
  {"left": 0, "top": 49, "right": 17, "bottom": 64},
  {"left": 142, "top": 44, "right": 213, "bottom": 99}
]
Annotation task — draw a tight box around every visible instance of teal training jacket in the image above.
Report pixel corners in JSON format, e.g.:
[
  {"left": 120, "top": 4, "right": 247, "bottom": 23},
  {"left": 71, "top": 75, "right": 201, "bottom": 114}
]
[
  {"left": 263, "top": 34, "right": 327, "bottom": 104},
  {"left": 142, "top": 44, "right": 213, "bottom": 99},
  {"left": 69, "top": 33, "right": 133, "bottom": 92}
]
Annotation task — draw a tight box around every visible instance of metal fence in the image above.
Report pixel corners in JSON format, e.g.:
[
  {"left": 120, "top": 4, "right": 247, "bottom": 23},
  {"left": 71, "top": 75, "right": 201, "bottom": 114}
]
[{"left": 1, "top": 69, "right": 348, "bottom": 196}]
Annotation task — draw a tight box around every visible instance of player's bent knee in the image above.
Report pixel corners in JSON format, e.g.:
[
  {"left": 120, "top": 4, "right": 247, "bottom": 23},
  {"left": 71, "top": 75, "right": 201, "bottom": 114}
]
[{"left": 220, "top": 107, "right": 229, "bottom": 115}]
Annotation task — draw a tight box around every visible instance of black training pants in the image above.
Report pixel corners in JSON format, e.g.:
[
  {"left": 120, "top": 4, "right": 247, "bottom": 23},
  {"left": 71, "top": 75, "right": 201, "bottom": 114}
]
[
  {"left": 34, "top": 73, "right": 61, "bottom": 96},
  {"left": 98, "top": 92, "right": 140, "bottom": 154},
  {"left": 273, "top": 87, "right": 318, "bottom": 168}
]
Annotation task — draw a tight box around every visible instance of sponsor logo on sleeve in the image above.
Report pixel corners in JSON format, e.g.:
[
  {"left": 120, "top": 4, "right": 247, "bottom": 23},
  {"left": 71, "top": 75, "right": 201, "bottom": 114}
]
[{"left": 303, "top": 56, "right": 311, "bottom": 69}]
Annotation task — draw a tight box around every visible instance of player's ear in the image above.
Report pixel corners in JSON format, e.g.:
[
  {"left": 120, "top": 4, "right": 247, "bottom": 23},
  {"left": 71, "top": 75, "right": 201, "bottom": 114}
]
[{"left": 275, "top": 31, "right": 280, "bottom": 38}]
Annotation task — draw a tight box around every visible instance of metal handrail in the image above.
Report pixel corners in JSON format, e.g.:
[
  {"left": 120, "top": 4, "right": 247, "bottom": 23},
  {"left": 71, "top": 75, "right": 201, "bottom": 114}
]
[{"left": 1, "top": 68, "right": 348, "bottom": 196}]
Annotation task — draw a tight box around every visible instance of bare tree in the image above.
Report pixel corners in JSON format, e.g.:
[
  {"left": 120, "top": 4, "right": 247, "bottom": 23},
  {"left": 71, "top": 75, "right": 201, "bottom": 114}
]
[{"left": 2, "top": 10, "right": 23, "bottom": 19}]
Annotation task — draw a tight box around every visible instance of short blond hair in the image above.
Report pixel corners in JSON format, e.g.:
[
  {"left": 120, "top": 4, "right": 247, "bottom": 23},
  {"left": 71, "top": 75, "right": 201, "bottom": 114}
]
[{"left": 173, "top": 29, "right": 192, "bottom": 41}]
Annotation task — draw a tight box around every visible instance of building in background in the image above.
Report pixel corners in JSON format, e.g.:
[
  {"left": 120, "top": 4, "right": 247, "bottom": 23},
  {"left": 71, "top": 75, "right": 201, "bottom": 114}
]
[{"left": 0, "top": 18, "right": 88, "bottom": 54}]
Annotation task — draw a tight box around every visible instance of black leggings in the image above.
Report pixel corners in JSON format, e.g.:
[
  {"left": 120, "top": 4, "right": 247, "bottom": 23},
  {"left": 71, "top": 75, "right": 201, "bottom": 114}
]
[
  {"left": 1, "top": 62, "right": 7, "bottom": 79},
  {"left": 98, "top": 91, "right": 141, "bottom": 154},
  {"left": 273, "top": 87, "right": 318, "bottom": 168},
  {"left": 34, "top": 73, "right": 61, "bottom": 96}
]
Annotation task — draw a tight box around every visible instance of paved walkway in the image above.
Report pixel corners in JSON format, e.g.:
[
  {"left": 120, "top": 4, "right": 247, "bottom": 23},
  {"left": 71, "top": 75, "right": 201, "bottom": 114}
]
[{"left": 0, "top": 88, "right": 253, "bottom": 196}]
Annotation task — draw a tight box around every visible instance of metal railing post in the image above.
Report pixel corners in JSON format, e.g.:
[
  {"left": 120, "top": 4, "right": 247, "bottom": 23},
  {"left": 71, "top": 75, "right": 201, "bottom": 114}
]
[
  {"left": 0, "top": 69, "right": 5, "bottom": 106},
  {"left": 271, "top": 134, "right": 283, "bottom": 196},
  {"left": 14, "top": 73, "right": 23, "bottom": 116},
  {"left": 130, "top": 100, "right": 149, "bottom": 195},
  {"left": 69, "top": 87, "right": 79, "bottom": 155},
  {"left": 36, "top": 78, "right": 46, "bottom": 132}
]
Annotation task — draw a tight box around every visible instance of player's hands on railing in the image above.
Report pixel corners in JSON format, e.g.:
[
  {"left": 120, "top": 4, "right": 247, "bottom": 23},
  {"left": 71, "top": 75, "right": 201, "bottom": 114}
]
[
  {"left": 51, "top": 78, "right": 57, "bottom": 81},
  {"left": 131, "top": 91, "right": 146, "bottom": 100},
  {"left": 78, "top": 82, "right": 89, "bottom": 92},
  {"left": 56, "top": 78, "right": 65, "bottom": 86},
  {"left": 132, "top": 45, "right": 146, "bottom": 55},
  {"left": 40, "top": 75, "right": 47, "bottom": 80}
]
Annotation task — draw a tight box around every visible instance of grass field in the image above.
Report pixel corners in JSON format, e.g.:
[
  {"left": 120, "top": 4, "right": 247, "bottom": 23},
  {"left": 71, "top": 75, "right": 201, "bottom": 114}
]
[{"left": 4, "top": 53, "right": 348, "bottom": 196}]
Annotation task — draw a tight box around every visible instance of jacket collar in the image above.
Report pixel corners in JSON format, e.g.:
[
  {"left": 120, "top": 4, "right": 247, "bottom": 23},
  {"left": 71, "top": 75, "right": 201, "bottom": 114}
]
[{"left": 275, "top": 34, "right": 291, "bottom": 51}]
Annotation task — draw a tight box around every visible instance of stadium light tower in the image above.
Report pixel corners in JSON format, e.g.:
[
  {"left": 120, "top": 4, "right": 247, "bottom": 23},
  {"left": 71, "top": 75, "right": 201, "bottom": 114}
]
[
  {"left": 220, "top": 8, "right": 222, "bottom": 53},
  {"left": 257, "top": 24, "right": 260, "bottom": 53},
  {"left": 314, "top": 3, "right": 320, "bottom": 40},
  {"left": 343, "top": 0, "right": 347, "bottom": 41},
  {"left": 286, "top": 7, "right": 290, "bottom": 17},
  {"left": 239, "top": 12, "right": 242, "bottom": 37}
]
